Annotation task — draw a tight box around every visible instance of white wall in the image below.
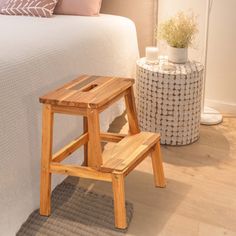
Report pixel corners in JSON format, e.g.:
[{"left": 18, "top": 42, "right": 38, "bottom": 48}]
[
  {"left": 158, "top": 0, "right": 236, "bottom": 113},
  {"left": 101, "top": 0, "right": 157, "bottom": 56}
]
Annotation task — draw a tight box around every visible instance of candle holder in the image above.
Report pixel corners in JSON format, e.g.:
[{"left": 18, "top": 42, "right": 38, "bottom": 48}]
[{"left": 145, "top": 47, "right": 159, "bottom": 64}]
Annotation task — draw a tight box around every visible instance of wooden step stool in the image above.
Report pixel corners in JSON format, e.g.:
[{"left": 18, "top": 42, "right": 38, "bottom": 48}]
[{"left": 39, "top": 75, "right": 166, "bottom": 229}]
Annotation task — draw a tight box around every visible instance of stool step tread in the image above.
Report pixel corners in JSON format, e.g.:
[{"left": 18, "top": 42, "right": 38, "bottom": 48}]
[
  {"left": 101, "top": 132, "right": 160, "bottom": 173},
  {"left": 39, "top": 75, "right": 134, "bottom": 108}
]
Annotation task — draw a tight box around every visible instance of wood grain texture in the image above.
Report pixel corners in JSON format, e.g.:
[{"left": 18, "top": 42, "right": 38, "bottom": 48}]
[
  {"left": 112, "top": 173, "right": 127, "bottom": 229},
  {"left": 98, "top": 90, "right": 128, "bottom": 113},
  {"left": 151, "top": 142, "right": 166, "bottom": 188},
  {"left": 101, "top": 132, "right": 160, "bottom": 173},
  {"left": 87, "top": 108, "right": 102, "bottom": 168},
  {"left": 39, "top": 75, "right": 134, "bottom": 109},
  {"left": 100, "top": 132, "right": 126, "bottom": 142},
  {"left": 39, "top": 75, "right": 166, "bottom": 230},
  {"left": 52, "top": 105, "right": 87, "bottom": 116},
  {"left": 40, "top": 104, "right": 54, "bottom": 216},
  {"left": 125, "top": 87, "right": 140, "bottom": 134},
  {"left": 83, "top": 117, "right": 88, "bottom": 166},
  {"left": 50, "top": 163, "right": 112, "bottom": 182}
]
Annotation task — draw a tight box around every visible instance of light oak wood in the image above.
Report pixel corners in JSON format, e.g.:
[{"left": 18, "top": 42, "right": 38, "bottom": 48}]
[
  {"left": 83, "top": 116, "right": 88, "bottom": 166},
  {"left": 50, "top": 163, "right": 112, "bottom": 182},
  {"left": 151, "top": 142, "right": 166, "bottom": 188},
  {"left": 40, "top": 104, "right": 54, "bottom": 216},
  {"left": 124, "top": 87, "right": 140, "bottom": 134},
  {"left": 122, "top": 148, "right": 152, "bottom": 177},
  {"left": 98, "top": 90, "right": 128, "bottom": 113},
  {"left": 40, "top": 75, "right": 134, "bottom": 109},
  {"left": 87, "top": 108, "right": 102, "bottom": 168},
  {"left": 101, "top": 132, "right": 160, "bottom": 173},
  {"left": 39, "top": 75, "right": 166, "bottom": 229},
  {"left": 52, "top": 105, "right": 87, "bottom": 116},
  {"left": 100, "top": 132, "right": 126, "bottom": 142},
  {"left": 112, "top": 173, "right": 127, "bottom": 229},
  {"left": 52, "top": 133, "right": 88, "bottom": 163}
]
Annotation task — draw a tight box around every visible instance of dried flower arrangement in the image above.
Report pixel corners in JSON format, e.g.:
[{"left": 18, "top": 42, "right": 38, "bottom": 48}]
[{"left": 157, "top": 11, "right": 198, "bottom": 48}]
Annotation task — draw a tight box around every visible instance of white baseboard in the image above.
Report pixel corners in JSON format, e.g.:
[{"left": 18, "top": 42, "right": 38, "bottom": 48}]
[{"left": 205, "top": 99, "right": 236, "bottom": 115}]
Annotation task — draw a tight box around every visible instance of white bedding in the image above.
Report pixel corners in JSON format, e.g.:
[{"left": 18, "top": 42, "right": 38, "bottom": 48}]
[{"left": 0, "top": 14, "right": 139, "bottom": 235}]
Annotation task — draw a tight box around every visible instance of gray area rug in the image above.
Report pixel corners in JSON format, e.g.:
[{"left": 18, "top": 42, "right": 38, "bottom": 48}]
[{"left": 17, "top": 182, "right": 133, "bottom": 236}]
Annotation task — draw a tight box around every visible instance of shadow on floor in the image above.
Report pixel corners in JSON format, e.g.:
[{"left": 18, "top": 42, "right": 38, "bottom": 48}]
[
  {"left": 161, "top": 123, "right": 231, "bottom": 168},
  {"left": 68, "top": 169, "right": 191, "bottom": 236},
  {"left": 109, "top": 112, "right": 232, "bottom": 168}
]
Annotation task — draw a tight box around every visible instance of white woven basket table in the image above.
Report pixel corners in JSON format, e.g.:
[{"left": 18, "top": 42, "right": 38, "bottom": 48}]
[{"left": 136, "top": 58, "right": 204, "bottom": 145}]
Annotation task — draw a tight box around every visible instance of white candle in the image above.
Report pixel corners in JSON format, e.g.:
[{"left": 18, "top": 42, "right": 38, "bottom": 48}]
[{"left": 145, "top": 47, "right": 159, "bottom": 64}]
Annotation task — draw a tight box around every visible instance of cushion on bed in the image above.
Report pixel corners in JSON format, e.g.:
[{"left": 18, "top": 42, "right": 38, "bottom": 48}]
[
  {"left": 1, "top": 0, "right": 58, "bottom": 17},
  {"left": 0, "top": 0, "right": 3, "bottom": 11},
  {"left": 0, "top": 0, "right": 7, "bottom": 12},
  {"left": 54, "top": 0, "right": 102, "bottom": 16}
]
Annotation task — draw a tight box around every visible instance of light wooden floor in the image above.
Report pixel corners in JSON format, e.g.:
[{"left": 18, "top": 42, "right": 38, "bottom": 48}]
[{"left": 66, "top": 114, "right": 236, "bottom": 236}]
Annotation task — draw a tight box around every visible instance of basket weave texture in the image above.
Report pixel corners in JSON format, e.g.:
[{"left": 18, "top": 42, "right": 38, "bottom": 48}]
[{"left": 136, "top": 58, "right": 204, "bottom": 145}]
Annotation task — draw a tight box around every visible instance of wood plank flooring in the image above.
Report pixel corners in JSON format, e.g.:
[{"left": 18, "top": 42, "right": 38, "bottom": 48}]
[{"left": 66, "top": 114, "right": 236, "bottom": 236}]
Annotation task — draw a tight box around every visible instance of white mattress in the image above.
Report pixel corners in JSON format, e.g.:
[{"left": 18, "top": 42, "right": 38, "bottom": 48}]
[{"left": 0, "top": 14, "right": 139, "bottom": 235}]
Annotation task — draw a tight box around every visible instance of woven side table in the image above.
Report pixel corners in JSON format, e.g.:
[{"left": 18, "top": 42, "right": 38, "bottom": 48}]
[{"left": 136, "top": 58, "right": 204, "bottom": 145}]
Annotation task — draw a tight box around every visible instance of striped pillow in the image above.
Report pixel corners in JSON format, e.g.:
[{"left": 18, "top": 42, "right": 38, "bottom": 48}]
[
  {"left": 2, "top": 0, "right": 58, "bottom": 17},
  {"left": 0, "top": 0, "right": 8, "bottom": 13}
]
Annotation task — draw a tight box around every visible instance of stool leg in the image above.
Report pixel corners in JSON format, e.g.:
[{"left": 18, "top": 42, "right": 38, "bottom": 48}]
[
  {"left": 40, "top": 104, "right": 54, "bottom": 216},
  {"left": 87, "top": 109, "right": 102, "bottom": 168},
  {"left": 151, "top": 142, "right": 166, "bottom": 188},
  {"left": 112, "top": 173, "right": 127, "bottom": 229},
  {"left": 83, "top": 116, "right": 88, "bottom": 166},
  {"left": 124, "top": 87, "right": 140, "bottom": 134}
]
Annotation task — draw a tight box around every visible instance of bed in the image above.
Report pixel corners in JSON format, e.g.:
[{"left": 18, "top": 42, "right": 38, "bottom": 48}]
[{"left": 0, "top": 14, "right": 139, "bottom": 235}]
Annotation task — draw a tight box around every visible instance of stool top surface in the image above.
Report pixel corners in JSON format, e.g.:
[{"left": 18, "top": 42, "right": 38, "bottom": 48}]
[{"left": 39, "top": 75, "right": 134, "bottom": 109}]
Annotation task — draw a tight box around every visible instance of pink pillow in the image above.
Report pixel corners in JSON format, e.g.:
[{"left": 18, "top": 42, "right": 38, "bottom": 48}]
[
  {"left": 54, "top": 0, "right": 102, "bottom": 16},
  {"left": 2, "top": 0, "right": 58, "bottom": 17},
  {"left": 0, "top": 0, "right": 7, "bottom": 12}
]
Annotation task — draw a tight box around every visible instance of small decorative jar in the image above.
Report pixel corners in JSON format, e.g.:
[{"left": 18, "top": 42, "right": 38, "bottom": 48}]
[
  {"left": 167, "top": 45, "right": 188, "bottom": 64},
  {"left": 145, "top": 47, "right": 159, "bottom": 64}
]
